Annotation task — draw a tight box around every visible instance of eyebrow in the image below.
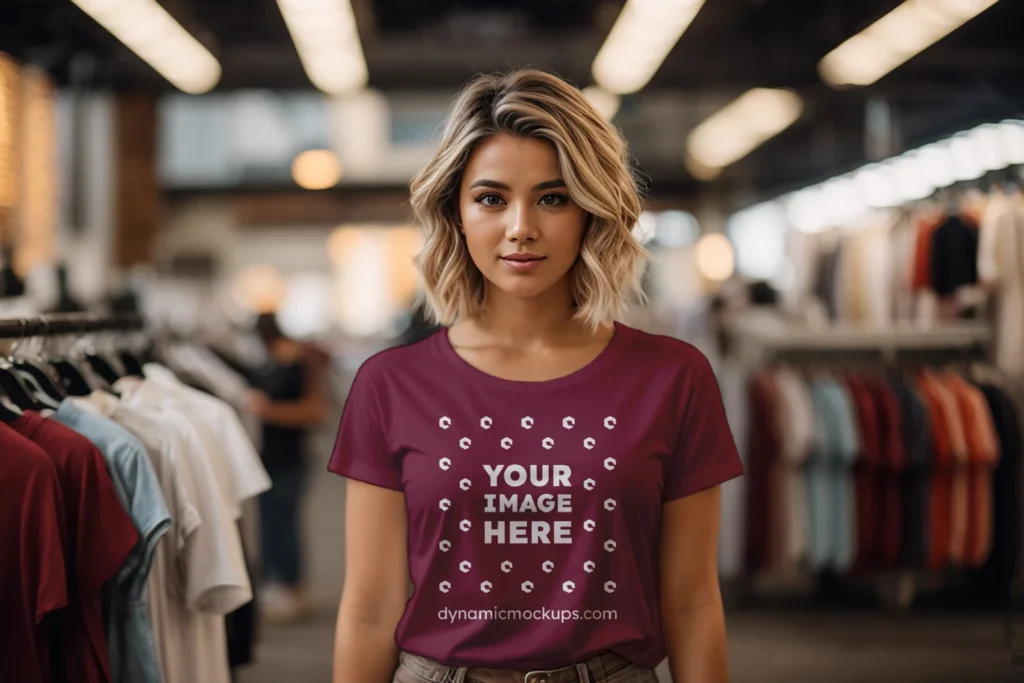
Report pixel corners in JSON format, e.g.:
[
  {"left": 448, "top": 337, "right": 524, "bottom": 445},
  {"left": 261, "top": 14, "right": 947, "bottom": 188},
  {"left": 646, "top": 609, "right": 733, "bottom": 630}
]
[{"left": 468, "top": 179, "right": 567, "bottom": 191}]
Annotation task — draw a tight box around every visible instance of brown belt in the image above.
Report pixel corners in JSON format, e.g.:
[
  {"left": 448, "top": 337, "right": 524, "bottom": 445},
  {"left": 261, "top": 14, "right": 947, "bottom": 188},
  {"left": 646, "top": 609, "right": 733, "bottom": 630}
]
[{"left": 397, "top": 649, "right": 639, "bottom": 683}]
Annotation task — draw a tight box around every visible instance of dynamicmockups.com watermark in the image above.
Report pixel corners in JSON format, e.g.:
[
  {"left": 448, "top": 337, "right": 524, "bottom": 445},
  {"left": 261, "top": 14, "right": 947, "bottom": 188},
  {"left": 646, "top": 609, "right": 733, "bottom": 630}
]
[{"left": 438, "top": 607, "right": 618, "bottom": 623}]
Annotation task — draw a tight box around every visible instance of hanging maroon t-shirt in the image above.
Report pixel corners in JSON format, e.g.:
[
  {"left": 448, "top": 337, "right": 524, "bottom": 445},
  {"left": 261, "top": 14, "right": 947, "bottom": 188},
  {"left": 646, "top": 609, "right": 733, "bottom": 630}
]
[
  {"left": 328, "top": 322, "right": 744, "bottom": 669},
  {"left": 0, "top": 424, "right": 69, "bottom": 683},
  {"left": 866, "top": 379, "right": 905, "bottom": 569},
  {"left": 845, "top": 375, "right": 880, "bottom": 574},
  {"left": 10, "top": 412, "right": 139, "bottom": 683},
  {"left": 743, "top": 371, "right": 779, "bottom": 574}
]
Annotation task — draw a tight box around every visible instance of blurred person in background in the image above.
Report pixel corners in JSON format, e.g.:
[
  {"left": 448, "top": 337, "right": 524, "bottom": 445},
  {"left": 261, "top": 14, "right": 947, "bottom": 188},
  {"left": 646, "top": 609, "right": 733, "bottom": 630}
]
[
  {"left": 245, "top": 312, "right": 329, "bottom": 624},
  {"left": 329, "top": 70, "right": 743, "bottom": 683}
]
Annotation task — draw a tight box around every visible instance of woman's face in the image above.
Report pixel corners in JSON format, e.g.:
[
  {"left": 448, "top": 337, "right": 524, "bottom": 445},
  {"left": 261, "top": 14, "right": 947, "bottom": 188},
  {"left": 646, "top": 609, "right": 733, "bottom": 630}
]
[{"left": 458, "top": 134, "right": 588, "bottom": 303}]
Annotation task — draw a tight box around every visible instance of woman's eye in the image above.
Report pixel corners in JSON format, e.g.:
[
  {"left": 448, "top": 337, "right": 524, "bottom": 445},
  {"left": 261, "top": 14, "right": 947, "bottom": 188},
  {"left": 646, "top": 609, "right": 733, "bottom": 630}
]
[
  {"left": 476, "top": 193, "right": 504, "bottom": 206},
  {"left": 539, "top": 193, "right": 568, "bottom": 206}
]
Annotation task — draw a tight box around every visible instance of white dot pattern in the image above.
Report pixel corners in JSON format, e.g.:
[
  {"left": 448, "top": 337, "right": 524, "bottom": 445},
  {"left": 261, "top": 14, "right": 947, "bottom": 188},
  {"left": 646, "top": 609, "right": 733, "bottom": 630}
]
[{"left": 434, "top": 415, "right": 619, "bottom": 595}]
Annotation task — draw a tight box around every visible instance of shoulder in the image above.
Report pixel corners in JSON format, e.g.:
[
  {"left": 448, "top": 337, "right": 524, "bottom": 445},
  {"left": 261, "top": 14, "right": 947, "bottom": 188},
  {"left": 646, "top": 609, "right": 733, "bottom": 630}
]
[
  {"left": 613, "top": 324, "right": 721, "bottom": 414},
  {"left": 618, "top": 324, "right": 715, "bottom": 378},
  {"left": 349, "top": 329, "right": 445, "bottom": 388},
  {"left": 0, "top": 425, "right": 57, "bottom": 476}
]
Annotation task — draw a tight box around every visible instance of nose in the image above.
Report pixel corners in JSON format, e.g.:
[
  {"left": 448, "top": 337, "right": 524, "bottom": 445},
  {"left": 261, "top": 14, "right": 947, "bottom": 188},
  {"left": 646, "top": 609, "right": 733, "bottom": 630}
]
[{"left": 505, "top": 201, "right": 539, "bottom": 243}]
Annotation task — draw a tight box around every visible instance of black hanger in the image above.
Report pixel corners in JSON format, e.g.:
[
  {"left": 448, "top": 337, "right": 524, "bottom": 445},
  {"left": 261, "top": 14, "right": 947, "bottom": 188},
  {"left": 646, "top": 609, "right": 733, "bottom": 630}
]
[
  {"left": 24, "top": 317, "right": 93, "bottom": 397},
  {"left": 0, "top": 361, "right": 44, "bottom": 411},
  {"left": 15, "top": 318, "right": 68, "bottom": 403},
  {"left": 85, "top": 321, "right": 125, "bottom": 385},
  {"left": 50, "top": 358, "right": 94, "bottom": 397},
  {"left": 0, "top": 322, "right": 49, "bottom": 411},
  {"left": 13, "top": 358, "right": 66, "bottom": 402},
  {"left": 8, "top": 325, "right": 65, "bottom": 407},
  {"left": 0, "top": 389, "right": 21, "bottom": 421},
  {"left": 118, "top": 349, "right": 145, "bottom": 378},
  {"left": 85, "top": 352, "right": 121, "bottom": 385},
  {"left": 12, "top": 366, "right": 61, "bottom": 409}
]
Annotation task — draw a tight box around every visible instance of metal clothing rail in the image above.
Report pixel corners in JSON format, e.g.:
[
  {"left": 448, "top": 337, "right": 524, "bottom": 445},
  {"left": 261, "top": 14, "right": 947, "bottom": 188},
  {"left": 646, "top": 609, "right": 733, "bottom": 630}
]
[
  {"left": 0, "top": 313, "right": 145, "bottom": 339},
  {"left": 732, "top": 314, "right": 992, "bottom": 364}
]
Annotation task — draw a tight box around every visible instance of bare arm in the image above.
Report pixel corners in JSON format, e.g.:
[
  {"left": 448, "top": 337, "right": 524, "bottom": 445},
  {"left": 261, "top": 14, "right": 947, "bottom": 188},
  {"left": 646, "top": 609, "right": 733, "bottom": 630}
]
[
  {"left": 660, "top": 485, "right": 730, "bottom": 683},
  {"left": 333, "top": 479, "right": 410, "bottom": 683}
]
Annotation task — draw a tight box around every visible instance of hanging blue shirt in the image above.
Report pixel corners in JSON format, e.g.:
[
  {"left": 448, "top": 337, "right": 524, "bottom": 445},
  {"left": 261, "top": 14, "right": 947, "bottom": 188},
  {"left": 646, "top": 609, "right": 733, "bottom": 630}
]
[{"left": 54, "top": 400, "right": 171, "bottom": 683}]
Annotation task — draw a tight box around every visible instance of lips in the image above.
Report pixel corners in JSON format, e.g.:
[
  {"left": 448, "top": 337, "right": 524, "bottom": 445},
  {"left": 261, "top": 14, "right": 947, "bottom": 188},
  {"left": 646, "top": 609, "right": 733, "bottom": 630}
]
[{"left": 500, "top": 253, "right": 546, "bottom": 273}]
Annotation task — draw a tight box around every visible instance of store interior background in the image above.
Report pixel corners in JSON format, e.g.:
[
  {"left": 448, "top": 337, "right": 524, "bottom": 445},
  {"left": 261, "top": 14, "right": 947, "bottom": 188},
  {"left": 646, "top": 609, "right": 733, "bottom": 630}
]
[{"left": 3, "top": 0, "right": 1024, "bottom": 681}]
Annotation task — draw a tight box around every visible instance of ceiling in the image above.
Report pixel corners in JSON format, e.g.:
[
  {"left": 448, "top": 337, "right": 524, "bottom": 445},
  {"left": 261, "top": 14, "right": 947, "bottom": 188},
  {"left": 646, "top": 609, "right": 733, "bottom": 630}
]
[{"left": 4, "top": 0, "right": 1024, "bottom": 204}]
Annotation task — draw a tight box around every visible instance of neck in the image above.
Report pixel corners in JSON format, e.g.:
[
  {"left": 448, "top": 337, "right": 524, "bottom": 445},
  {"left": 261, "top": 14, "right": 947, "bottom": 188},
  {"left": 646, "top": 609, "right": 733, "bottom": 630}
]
[{"left": 472, "top": 279, "right": 585, "bottom": 345}]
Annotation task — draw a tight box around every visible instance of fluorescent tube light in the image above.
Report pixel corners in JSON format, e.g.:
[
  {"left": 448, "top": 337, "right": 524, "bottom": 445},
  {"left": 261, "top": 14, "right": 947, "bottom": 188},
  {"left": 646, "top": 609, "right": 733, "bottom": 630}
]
[
  {"left": 819, "top": 0, "right": 1002, "bottom": 88},
  {"left": 592, "top": 0, "right": 707, "bottom": 95},
  {"left": 685, "top": 88, "right": 804, "bottom": 179},
  {"left": 72, "top": 0, "right": 221, "bottom": 94},
  {"left": 277, "top": 0, "right": 368, "bottom": 95}
]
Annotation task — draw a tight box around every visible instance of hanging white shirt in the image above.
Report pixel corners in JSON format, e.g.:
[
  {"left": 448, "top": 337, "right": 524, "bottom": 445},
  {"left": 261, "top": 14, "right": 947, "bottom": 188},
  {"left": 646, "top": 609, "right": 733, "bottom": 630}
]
[
  {"left": 161, "top": 345, "right": 263, "bottom": 449},
  {"left": 75, "top": 391, "right": 250, "bottom": 683},
  {"left": 138, "top": 363, "right": 271, "bottom": 504}
]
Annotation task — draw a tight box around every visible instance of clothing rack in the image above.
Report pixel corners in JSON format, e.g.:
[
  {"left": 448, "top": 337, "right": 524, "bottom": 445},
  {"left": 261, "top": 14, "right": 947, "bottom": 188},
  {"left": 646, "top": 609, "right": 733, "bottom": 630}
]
[
  {"left": 0, "top": 309, "right": 269, "bottom": 683},
  {"left": 732, "top": 312, "right": 1022, "bottom": 648},
  {"left": 0, "top": 313, "right": 145, "bottom": 339},
  {"left": 733, "top": 314, "right": 992, "bottom": 365}
]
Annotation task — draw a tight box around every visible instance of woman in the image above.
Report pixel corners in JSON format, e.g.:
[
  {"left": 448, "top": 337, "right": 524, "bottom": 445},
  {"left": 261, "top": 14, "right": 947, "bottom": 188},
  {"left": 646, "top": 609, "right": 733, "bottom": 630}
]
[
  {"left": 328, "top": 70, "right": 744, "bottom": 683},
  {"left": 246, "top": 312, "right": 328, "bottom": 623}
]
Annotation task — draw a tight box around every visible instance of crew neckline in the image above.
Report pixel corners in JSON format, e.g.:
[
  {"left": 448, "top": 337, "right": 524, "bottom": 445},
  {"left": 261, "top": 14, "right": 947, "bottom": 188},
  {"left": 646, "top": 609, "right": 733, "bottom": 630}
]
[{"left": 434, "top": 320, "right": 631, "bottom": 392}]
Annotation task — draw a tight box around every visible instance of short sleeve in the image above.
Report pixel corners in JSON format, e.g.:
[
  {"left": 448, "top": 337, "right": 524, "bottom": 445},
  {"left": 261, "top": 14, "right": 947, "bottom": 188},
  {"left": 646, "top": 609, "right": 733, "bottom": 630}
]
[
  {"left": 120, "top": 439, "right": 172, "bottom": 584},
  {"left": 663, "top": 352, "right": 744, "bottom": 501},
  {"left": 207, "top": 396, "right": 271, "bottom": 502},
  {"left": 76, "top": 442, "right": 141, "bottom": 593},
  {"left": 166, "top": 420, "right": 251, "bottom": 614},
  {"left": 328, "top": 363, "right": 403, "bottom": 491}
]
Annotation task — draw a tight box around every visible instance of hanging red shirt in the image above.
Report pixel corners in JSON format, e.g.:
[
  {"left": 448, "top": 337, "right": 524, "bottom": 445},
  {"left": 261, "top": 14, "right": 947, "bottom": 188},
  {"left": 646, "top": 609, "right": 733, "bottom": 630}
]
[
  {"left": 0, "top": 424, "right": 69, "bottom": 683},
  {"left": 9, "top": 412, "right": 139, "bottom": 683}
]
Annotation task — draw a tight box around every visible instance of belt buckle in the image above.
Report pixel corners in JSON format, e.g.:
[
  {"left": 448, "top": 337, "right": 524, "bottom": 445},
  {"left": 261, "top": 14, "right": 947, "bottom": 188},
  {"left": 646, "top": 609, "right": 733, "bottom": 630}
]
[{"left": 524, "top": 663, "right": 573, "bottom": 683}]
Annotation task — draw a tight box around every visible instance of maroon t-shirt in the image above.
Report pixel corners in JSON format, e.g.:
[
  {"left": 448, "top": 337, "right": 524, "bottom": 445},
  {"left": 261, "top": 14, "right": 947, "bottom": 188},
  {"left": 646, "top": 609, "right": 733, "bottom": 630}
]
[
  {"left": 328, "top": 322, "right": 744, "bottom": 669},
  {"left": 10, "top": 412, "right": 139, "bottom": 683},
  {"left": 0, "top": 424, "right": 69, "bottom": 683}
]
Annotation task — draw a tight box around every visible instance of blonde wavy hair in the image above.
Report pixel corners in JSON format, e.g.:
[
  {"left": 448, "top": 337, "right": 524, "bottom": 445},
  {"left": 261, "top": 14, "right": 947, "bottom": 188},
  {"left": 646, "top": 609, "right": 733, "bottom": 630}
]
[{"left": 410, "top": 69, "right": 650, "bottom": 332}]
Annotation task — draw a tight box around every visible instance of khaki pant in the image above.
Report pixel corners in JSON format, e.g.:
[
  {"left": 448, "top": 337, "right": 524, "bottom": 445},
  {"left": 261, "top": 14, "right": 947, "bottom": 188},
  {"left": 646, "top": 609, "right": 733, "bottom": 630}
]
[{"left": 393, "top": 650, "right": 658, "bottom": 683}]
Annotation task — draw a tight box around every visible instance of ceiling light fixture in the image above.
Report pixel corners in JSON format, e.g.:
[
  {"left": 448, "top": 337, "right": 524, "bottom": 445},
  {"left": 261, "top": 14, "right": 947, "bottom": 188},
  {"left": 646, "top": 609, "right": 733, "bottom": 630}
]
[
  {"left": 685, "top": 88, "right": 804, "bottom": 180},
  {"left": 592, "top": 0, "right": 707, "bottom": 95},
  {"left": 818, "top": 0, "right": 1002, "bottom": 88},
  {"left": 71, "top": 0, "right": 221, "bottom": 94},
  {"left": 276, "top": 0, "right": 368, "bottom": 95}
]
